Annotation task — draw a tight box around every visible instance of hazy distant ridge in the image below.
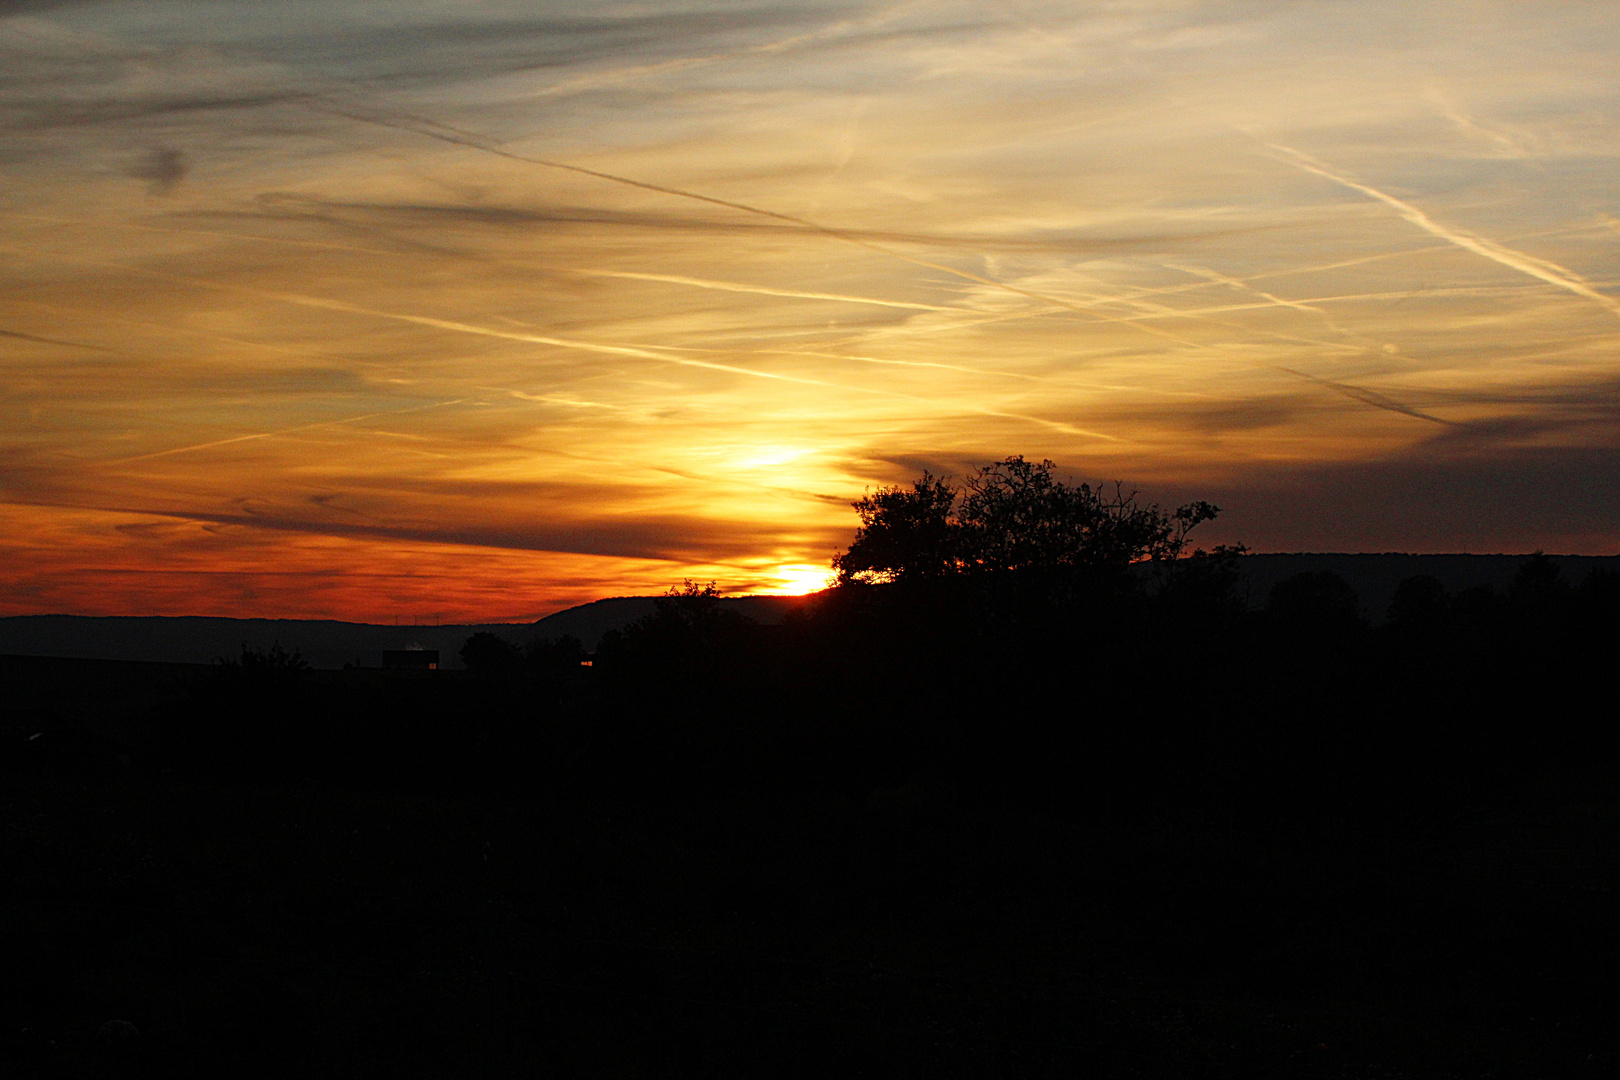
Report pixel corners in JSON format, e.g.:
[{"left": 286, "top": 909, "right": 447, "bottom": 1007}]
[
  {"left": 0, "top": 615, "right": 526, "bottom": 671},
  {"left": 0, "top": 595, "right": 803, "bottom": 669}
]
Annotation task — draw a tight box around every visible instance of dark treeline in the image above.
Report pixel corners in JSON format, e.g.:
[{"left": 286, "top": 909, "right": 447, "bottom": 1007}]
[{"left": 6, "top": 459, "right": 1620, "bottom": 1077}]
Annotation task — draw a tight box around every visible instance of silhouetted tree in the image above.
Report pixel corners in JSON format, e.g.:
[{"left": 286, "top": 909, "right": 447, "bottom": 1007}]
[
  {"left": 1509, "top": 551, "right": 1567, "bottom": 600},
  {"left": 461, "top": 631, "right": 524, "bottom": 678},
  {"left": 831, "top": 472, "right": 958, "bottom": 584},
  {"left": 525, "top": 633, "right": 587, "bottom": 674},
  {"left": 523, "top": 634, "right": 590, "bottom": 706},
  {"left": 832, "top": 456, "right": 1221, "bottom": 585},
  {"left": 1266, "top": 570, "right": 1361, "bottom": 629},
  {"left": 1573, "top": 566, "right": 1620, "bottom": 652},
  {"left": 959, "top": 456, "right": 1217, "bottom": 575},
  {"left": 1387, "top": 574, "right": 1450, "bottom": 630},
  {"left": 597, "top": 581, "right": 759, "bottom": 697}
]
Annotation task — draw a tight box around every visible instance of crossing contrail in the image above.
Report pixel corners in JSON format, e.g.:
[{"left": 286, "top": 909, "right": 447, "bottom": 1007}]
[
  {"left": 102, "top": 399, "right": 468, "bottom": 465},
  {"left": 579, "top": 270, "right": 957, "bottom": 312},
  {"left": 0, "top": 327, "right": 117, "bottom": 352},
  {"left": 656, "top": 344, "right": 1040, "bottom": 381},
  {"left": 0, "top": 240, "right": 868, "bottom": 391},
  {"left": 319, "top": 102, "right": 1247, "bottom": 344},
  {"left": 516, "top": 1, "right": 927, "bottom": 99},
  {"left": 0, "top": 242, "right": 1118, "bottom": 442},
  {"left": 1265, "top": 142, "right": 1620, "bottom": 320},
  {"left": 1273, "top": 366, "right": 1449, "bottom": 425},
  {"left": 1163, "top": 261, "right": 1379, "bottom": 347}
]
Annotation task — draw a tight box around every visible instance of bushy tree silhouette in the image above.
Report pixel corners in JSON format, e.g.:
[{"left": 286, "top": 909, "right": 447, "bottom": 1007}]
[
  {"left": 833, "top": 455, "right": 1222, "bottom": 585},
  {"left": 959, "top": 456, "right": 1217, "bottom": 574},
  {"left": 830, "top": 472, "right": 958, "bottom": 584}
]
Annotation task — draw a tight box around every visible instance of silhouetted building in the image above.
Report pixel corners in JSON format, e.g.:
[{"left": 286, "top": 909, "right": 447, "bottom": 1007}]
[{"left": 383, "top": 647, "right": 439, "bottom": 671}]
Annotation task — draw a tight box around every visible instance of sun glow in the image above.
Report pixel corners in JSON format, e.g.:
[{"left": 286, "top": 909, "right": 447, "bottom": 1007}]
[
  {"left": 733, "top": 446, "right": 816, "bottom": 470},
  {"left": 766, "top": 564, "right": 835, "bottom": 596}
]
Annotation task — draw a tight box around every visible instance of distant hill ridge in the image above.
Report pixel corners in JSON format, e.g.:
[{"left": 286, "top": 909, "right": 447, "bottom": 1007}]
[
  {"left": 0, "top": 595, "right": 804, "bottom": 670},
  {"left": 2, "top": 555, "right": 1615, "bottom": 667}
]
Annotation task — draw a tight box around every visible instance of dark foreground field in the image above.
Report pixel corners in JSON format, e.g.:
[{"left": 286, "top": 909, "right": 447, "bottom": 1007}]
[{"left": 5, "top": 561, "right": 1619, "bottom": 1077}]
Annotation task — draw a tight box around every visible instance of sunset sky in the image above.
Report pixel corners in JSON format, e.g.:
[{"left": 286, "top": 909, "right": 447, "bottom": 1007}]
[{"left": 4, "top": 0, "right": 1619, "bottom": 621}]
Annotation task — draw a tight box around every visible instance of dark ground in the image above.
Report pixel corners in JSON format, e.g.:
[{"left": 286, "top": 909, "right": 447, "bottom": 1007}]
[{"left": 4, "top": 562, "right": 1619, "bottom": 1077}]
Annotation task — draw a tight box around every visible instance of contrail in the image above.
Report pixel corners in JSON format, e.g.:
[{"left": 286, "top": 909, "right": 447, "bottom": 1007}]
[
  {"left": 517, "top": 1, "right": 926, "bottom": 99},
  {"left": 1425, "top": 86, "right": 1529, "bottom": 158},
  {"left": 626, "top": 346, "right": 1117, "bottom": 436},
  {"left": 318, "top": 102, "right": 1222, "bottom": 339},
  {"left": 2, "top": 242, "right": 1119, "bottom": 441},
  {"left": 1265, "top": 142, "right": 1620, "bottom": 320},
  {"left": 1021, "top": 242, "right": 1472, "bottom": 316},
  {"left": 1275, "top": 285, "right": 1532, "bottom": 305},
  {"left": 237, "top": 291, "right": 836, "bottom": 386},
  {"left": 1052, "top": 223, "right": 1591, "bottom": 317},
  {"left": 1228, "top": 223, "right": 1594, "bottom": 288},
  {"left": 8, "top": 209, "right": 971, "bottom": 315},
  {"left": 1272, "top": 366, "right": 1450, "bottom": 425},
  {"left": 764, "top": 349, "right": 1041, "bottom": 381},
  {"left": 1006, "top": 262, "right": 1449, "bottom": 422},
  {"left": 5, "top": 209, "right": 411, "bottom": 260},
  {"left": 101, "top": 399, "right": 468, "bottom": 465},
  {"left": 12, "top": 296, "right": 386, "bottom": 368},
  {"left": 0, "top": 328, "right": 117, "bottom": 352},
  {"left": 969, "top": 406, "right": 1117, "bottom": 438},
  {"left": 632, "top": 347, "right": 1112, "bottom": 437},
  {"left": 1003, "top": 261, "right": 1368, "bottom": 367},
  {"left": 0, "top": 241, "right": 864, "bottom": 392},
  {"left": 1043, "top": 261, "right": 1353, "bottom": 355},
  {"left": 481, "top": 387, "right": 619, "bottom": 409},
  {"left": 40, "top": 74, "right": 1476, "bottom": 431},
  {"left": 820, "top": 303, "right": 1078, "bottom": 345},
  {"left": 1091, "top": 285, "right": 1532, "bottom": 321},
  {"left": 1034, "top": 262, "right": 1434, "bottom": 411},
  {"left": 523, "top": 55, "right": 741, "bottom": 99},
  {"left": 1164, "top": 262, "right": 1362, "bottom": 337},
  {"left": 244, "top": 147, "right": 1439, "bottom": 429},
  {"left": 655, "top": 344, "right": 1041, "bottom": 381},
  {"left": 580, "top": 270, "right": 957, "bottom": 312}
]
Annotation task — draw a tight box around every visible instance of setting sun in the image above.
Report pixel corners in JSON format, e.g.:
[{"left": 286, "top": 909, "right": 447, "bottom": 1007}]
[{"left": 765, "top": 565, "right": 835, "bottom": 596}]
